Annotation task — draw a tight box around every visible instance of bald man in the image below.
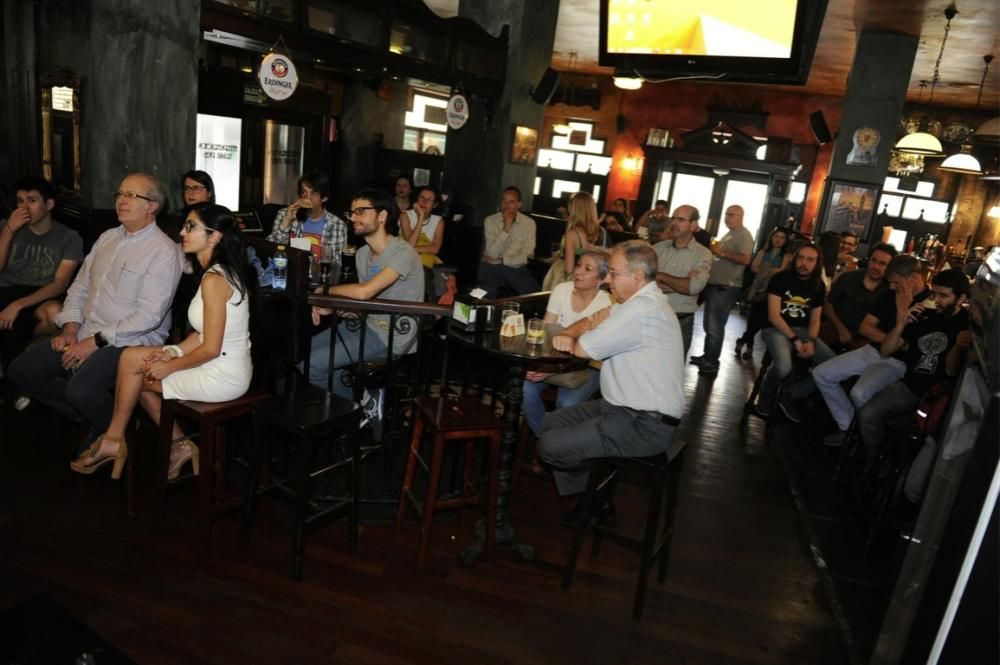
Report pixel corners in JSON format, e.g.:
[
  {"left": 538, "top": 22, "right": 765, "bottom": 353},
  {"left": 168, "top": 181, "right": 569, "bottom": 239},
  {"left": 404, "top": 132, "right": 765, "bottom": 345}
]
[
  {"left": 9, "top": 173, "right": 183, "bottom": 437},
  {"left": 690, "top": 205, "right": 754, "bottom": 376}
]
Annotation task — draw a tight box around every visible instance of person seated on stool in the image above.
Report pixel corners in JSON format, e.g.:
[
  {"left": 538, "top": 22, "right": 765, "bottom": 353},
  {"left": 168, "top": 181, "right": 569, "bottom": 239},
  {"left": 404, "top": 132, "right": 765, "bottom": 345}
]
[
  {"left": 756, "top": 243, "right": 835, "bottom": 421},
  {"left": 814, "top": 253, "right": 930, "bottom": 447},
  {"left": 9, "top": 173, "right": 182, "bottom": 440},
  {"left": 267, "top": 169, "right": 347, "bottom": 278},
  {"left": 0, "top": 176, "right": 83, "bottom": 370},
  {"left": 399, "top": 185, "right": 445, "bottom": 269},
  {"left": 537, "top": 241, "right": 684, "bottom": 527},
  {"left": 310, "top": 188, "right": 424, "bottom": 398},
  {"left": 522, "top": 247, "right": 612, "bottom": 440},
  {"left": 856, "top": 269, "right": 971, "bottom": 467},
  {"left": 477, "top": 185, "right": 538, "bottom": 297},
  {"left": 68, "top": 204, "right": 255, "bottom": 481}
]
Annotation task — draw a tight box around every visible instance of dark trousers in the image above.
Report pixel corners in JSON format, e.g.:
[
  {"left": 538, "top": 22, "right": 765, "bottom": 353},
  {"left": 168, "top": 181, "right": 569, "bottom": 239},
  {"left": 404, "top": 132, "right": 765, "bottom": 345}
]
[
  {"left": 0, "top": 285, "right": 41, "bottom": 372},
  {"left": 477, "top": 263, "right": 540, "bottom": 298},
  {"left": 537, "top": 399, "right": 678, "bottom": 496},
  {"left": 8, "top": 339, "right": 125, "bottom": 432}
]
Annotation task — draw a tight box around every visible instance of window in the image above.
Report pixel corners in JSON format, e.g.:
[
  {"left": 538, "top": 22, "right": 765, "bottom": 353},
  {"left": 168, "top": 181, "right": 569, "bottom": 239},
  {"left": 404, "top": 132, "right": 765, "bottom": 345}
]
[
  {"left": 721, "top": 180, "right": 769, "bottom": 241},
  {"left": 550, "top": 122, "right": 605, "bottom": 154},
  {"left": 787, "top": 181, "right": 806, "bottom": 204},
  {"left": 884, "top": 177, "right": 935, "bottom": 198},
  {"left": 538, "top": 148, "right": 574, "bottom": 170},
  {"left": 902, "top": 199, "right": 950, "bottom": 223},
  {"left": 552, "top": 179, "right": 581, "bottom": 200},
  {"left": 196, "top": 114, "right": 242, "bottom": 209},
  {"left": 403, "top": 91, "right": 448, "bottom": 155},
  {"left": 673, "top": 173, "right": 715, "bottom": 224},
  {"left": 653, "top": 172, "right": 673, "bottom": 206},
  {"left": 880, "top": 194, "right": 904, "bottom": 217}
]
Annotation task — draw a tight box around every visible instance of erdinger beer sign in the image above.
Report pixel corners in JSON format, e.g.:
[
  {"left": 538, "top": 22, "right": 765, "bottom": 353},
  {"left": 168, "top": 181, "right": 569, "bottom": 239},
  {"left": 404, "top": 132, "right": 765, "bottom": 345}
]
[
  {"left": 259, "top": 52, "right": 298, "bottom": 101},
  {"left": 447, "top": 93, "right": 469, "bottom": 130}
]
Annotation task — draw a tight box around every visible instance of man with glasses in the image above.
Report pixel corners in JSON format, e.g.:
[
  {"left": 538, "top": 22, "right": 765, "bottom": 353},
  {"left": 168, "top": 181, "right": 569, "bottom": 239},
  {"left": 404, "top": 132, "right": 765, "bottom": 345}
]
[
  {"left": 538, "top": 241, "right": 684, "bottom": 527},
  {"left": 9, "top": 173, "right": 182, "bottom": 438},
  {"left": 653, "top": 204, "right": 713, "bottom": 355},
  {"left": 309, "top": 188, "right": 423, "bottom": 398},
  {"left": 477, "top": 185, "right": 538, "bottom": 297},
  {"left": 691, "top": 205, "right": 753, "bottom": 376},
  {"left": 267, "top": 169, "right": 347, "bottom": 278}
]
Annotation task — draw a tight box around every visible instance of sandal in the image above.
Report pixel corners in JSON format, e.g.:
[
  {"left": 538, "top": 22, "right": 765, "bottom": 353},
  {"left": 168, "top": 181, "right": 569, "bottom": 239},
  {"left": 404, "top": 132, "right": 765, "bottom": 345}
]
[
  {"left": 168, "top": 438, "right": 200, "bottom": 481},
  {"left": 70, "top": 434, "right": 128, "bottom": 480}
]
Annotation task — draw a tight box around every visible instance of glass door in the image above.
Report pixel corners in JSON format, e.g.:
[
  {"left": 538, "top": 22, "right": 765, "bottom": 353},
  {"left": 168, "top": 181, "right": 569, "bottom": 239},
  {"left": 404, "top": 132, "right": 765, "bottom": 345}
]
[{"left": 720, "top": 179, "right": 769, "bottom": 243}]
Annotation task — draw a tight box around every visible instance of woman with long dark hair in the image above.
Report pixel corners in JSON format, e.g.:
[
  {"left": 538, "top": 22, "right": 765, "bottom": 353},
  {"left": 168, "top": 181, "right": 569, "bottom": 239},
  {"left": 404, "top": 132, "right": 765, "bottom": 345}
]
[
  {"left": 70, "top": 203, "right": 255, "bottom": 481},
  {"left": 735, "top": 227, "right": 792, "bottom": 358}
]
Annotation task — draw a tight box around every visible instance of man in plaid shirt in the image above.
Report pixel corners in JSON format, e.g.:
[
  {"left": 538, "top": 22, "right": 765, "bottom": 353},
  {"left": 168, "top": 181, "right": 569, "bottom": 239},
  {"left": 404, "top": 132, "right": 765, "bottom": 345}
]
[{"left": 267, "top": 169, "right": 347, "bottom": 274}]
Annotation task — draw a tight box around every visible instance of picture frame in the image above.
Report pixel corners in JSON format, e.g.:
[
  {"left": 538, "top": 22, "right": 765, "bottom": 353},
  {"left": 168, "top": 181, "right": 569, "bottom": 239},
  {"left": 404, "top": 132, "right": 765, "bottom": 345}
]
[
  {"left": 645, "top": 127, "right": 671, "bottom": 147},
  {"left": 510, "top": 125, "right": 538, "bottom": 165},
  {"left": 818, "top": 179, "right": 881, "bottom": 242}
]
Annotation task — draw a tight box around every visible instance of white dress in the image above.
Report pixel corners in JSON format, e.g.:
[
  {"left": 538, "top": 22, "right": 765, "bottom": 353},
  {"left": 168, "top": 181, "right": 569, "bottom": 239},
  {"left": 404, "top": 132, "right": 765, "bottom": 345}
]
[{"left": 161, "top": 266, "right": 252, "bottom": 402}]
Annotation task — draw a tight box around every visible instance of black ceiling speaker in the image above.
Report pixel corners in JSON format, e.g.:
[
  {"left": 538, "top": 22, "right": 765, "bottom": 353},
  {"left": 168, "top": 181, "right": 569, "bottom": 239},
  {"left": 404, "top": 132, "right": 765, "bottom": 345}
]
[
  {"left": 810, "top": 110, "right": 833, "bottom": 145},
  {"left": 531, "top": 67, "right": 560, "bottom": 105}
]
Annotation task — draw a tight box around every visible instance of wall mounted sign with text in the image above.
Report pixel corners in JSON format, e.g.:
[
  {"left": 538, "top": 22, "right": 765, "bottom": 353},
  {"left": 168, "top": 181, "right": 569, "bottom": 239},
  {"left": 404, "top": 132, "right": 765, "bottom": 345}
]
[
  {"left": 446, "top": 93, "right": 470, "bottom": 130},
  {"left": 259, "top": 53, "right": 298, "bottom": 101}
]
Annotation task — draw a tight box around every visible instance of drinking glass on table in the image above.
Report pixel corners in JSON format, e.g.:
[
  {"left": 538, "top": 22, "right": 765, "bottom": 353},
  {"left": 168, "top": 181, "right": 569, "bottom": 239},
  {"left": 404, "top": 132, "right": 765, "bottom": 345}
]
[
  {"left": 320, "top": 245, "right": 334, "bottom": 285},
  {"left": 501, "top": 302, "right": 520, "bottom": 321},
  {"left": 526, "top": 317, "right": 545, "bottom": 345}
]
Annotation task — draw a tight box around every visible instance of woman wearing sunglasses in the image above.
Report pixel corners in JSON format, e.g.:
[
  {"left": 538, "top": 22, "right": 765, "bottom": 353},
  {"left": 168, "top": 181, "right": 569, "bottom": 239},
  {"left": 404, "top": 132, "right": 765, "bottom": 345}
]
[{"left": 69, "top": 203, "right": 255, "bottom": 481}]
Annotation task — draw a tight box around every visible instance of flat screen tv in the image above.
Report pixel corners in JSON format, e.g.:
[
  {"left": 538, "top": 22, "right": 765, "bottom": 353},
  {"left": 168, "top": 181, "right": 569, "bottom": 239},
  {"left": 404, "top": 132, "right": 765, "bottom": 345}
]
[{"left": 598, "top": 0, "right": 828, "bottom": 85}]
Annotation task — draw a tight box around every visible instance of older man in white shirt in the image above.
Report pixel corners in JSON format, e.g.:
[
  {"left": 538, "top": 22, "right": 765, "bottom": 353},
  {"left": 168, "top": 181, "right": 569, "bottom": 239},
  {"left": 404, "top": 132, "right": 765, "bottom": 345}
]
[{"left": 10, "top": 173, "right": 183, "bottom": 435}]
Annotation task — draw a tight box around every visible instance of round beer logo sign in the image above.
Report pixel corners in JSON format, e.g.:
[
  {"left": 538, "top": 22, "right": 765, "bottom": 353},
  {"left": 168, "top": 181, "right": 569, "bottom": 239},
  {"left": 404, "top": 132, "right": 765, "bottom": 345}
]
[
  {"left": 259, "top": 53, "right": 298, "bottom": 101},
  {"left": 447, "top": 93, "right": 470, "bottom": 130}
]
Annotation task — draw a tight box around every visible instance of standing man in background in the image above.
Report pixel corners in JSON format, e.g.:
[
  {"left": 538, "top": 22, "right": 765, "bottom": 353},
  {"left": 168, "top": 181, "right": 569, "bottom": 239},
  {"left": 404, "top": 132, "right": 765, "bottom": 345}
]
[{"left": 691, "top": 205, "right": 753, "bottom": 376}]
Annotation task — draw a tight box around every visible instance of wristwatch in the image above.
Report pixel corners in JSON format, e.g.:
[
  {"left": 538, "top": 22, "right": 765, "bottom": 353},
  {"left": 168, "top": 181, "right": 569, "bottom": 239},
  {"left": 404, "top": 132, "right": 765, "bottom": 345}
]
[{"left": 94, "top": 331, "right": 109, "bottom": 348}]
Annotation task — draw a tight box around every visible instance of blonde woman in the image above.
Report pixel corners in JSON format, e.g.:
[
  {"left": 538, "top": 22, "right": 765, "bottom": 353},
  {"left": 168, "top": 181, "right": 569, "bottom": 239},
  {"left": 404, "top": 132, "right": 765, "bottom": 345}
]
[{"left": 544, "top": 191, "right": 603, "bottom": 290}]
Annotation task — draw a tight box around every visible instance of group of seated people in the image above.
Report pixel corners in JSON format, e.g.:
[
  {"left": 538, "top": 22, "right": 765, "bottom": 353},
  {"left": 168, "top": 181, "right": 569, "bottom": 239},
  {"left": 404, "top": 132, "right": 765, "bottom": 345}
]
[{"left": 0, "top": 168, "right": 978, "bottom": 530}]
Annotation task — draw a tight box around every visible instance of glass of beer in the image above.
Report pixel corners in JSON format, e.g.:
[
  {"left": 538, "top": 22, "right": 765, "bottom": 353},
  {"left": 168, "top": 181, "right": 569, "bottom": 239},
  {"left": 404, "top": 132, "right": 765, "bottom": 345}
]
[{"left": 526, "top": 318, "right": 545, "bottom": 345}]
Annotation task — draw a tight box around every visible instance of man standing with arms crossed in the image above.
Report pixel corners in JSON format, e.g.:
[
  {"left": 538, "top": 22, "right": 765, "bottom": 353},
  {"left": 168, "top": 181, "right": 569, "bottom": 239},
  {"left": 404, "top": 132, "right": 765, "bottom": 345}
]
[
  {"left": 653, "top": 204, "right": 713, "bottom": 355},
  {"left": 691, "top": 205, "right": 753, "bottom": 376}
]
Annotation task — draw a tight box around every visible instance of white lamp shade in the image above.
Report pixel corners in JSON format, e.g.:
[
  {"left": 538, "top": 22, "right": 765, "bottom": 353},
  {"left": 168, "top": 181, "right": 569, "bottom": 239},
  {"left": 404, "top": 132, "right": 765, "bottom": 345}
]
[
  {"left": 894, "top": 131, "right": 944, "bottom": 156},
  {"left": 613, "top": 76, "right": 643, "bottom": 90},
  {"left": 939, "top": 150, "right": 982, "bottom": 175},
  {"left": 973, "top": 117, "right": 1000, "bottom": 145}
]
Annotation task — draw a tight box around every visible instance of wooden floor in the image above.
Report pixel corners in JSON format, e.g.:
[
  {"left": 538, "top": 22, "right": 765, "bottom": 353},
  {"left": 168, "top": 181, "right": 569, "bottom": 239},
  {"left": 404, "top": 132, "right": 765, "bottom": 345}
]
[{"left": 1, "top": 315, "right": 853, "bottom": 665}]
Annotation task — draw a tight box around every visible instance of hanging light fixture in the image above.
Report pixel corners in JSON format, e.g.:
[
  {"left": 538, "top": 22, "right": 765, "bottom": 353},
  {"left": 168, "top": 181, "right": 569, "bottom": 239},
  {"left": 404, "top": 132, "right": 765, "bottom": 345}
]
[
  {"left": 939, "top": 144, "right": 982, "bottom": 174},
  {"left": 552, "top": 122, "right": 572, "bottom": 135},
  {"left": 895, "top": 7, "right": 959, "bottom": 156}
]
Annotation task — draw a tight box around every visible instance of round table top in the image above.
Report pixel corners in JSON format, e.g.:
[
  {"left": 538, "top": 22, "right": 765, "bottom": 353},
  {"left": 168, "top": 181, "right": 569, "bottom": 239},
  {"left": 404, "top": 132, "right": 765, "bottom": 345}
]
[{"left": 447, "top": 322, "right": 577, "bottom": 364}]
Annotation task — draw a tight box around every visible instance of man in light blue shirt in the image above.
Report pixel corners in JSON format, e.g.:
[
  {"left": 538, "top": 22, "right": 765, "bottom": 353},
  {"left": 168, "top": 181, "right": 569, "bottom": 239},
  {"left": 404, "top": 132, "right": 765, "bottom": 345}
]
[{"left": 10, "top": 173, "right": 183, "bottom": 435}]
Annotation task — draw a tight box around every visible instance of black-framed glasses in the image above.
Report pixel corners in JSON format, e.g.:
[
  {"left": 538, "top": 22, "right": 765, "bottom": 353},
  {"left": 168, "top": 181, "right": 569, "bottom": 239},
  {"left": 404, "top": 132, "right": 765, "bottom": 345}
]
[
  {"left": 181, "top": 221, "right": 214, "bottom": 234},
  {"left": 183, "top": 184, "right": 207, "bottom": 193},
  {"left": 115, "top": 191, "right": 154, "bottom": 202},
  {"left": 345, "top": 206, "right": 376, "bottom": 218}
]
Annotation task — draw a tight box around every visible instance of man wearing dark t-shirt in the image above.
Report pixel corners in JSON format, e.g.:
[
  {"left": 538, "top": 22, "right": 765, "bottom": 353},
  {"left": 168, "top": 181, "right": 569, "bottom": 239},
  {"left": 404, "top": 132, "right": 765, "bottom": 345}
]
[
  {"left": 856, "top": 269, "right": 971, "bottom": 459},
  {"left": 757, "top": 243, "right": 835, "bottom": 419},
  {"left": 824, "top": 243, "right": 895, "bottom": 347},
  {"left": 814, "top": 254, "right": 931, "bottom": 445}
]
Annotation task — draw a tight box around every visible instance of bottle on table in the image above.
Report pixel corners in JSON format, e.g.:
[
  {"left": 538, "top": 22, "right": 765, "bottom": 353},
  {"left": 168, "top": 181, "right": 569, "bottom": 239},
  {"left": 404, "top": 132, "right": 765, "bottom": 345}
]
[{"left": 273, "top": 245, "right": 288, "bottom": 291}]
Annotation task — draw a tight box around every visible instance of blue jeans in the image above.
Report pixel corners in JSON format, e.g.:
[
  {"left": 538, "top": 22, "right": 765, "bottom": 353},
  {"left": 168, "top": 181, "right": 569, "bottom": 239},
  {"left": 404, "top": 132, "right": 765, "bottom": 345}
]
[
  {"left": 522, "top": 368, "right": 601, "bottom": 437},
  {"left": 700, "top": 284, "right": 741, "bottom": 369},
  {"left": 308, "top": 323, "right": 389, "bottom": 399},
  {"left": 760, "top": 326, "right": 835, "bottom": 400}
]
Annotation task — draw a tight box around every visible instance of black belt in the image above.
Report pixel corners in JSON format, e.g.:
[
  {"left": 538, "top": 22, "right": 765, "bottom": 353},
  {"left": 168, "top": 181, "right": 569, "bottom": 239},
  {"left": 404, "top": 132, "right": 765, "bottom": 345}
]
[{"left": 627, "top": 407, "right": 681, "bottom": 427}]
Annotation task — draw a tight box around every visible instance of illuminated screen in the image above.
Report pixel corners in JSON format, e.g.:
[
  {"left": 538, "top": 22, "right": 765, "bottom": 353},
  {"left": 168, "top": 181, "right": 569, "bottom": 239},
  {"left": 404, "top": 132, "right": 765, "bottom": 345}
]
[{"left": 606, "top": 0, "right": 798, "bottom": 59}]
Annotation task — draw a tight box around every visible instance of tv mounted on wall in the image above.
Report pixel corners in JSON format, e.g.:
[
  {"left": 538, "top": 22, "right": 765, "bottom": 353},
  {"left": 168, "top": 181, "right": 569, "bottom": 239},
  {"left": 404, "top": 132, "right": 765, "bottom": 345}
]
[{"left": 598, "top": 0, "right": 828, "bottom": 86}]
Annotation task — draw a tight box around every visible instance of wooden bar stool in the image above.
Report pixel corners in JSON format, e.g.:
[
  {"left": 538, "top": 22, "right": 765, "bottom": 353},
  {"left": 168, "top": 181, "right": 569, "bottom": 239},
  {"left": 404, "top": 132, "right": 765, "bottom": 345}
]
[
  {"left": 239, "top": 384, "right": 361, "bottom": 581},
  {"left": 394, "top": 395, "right": 503, "bottom": 573},
  {"left": 562, "top": 443, "right": 687, "bottom": 620},
  {"left": 154, "top": 387, "right": 270, "bottom": 564}
]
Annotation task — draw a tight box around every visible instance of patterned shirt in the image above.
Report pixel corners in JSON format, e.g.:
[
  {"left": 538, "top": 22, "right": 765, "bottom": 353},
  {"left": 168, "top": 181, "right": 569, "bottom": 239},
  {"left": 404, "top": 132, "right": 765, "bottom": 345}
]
[
  {"left": 579, "top": 281, "right": 684, "bottom": 418},
  {"left": 54, "top": 223, "right": 183, "bottom": 346},
  {"left": 267, "top": 208, "right": 347, "bottom": 266}
]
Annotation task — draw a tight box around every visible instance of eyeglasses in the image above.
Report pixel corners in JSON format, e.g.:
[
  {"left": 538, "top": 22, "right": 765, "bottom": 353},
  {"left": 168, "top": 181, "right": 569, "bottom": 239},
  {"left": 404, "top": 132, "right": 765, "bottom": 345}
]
[
  {"left": 183, "top": 184, "right": 207, "bottom": 193},
  {"left": 668, "top": 216, "right": 691, "bottom": 222},
  {"left": 181, "top": 221, "right": 214, "bottom": 234},
  {"left": 115, "top": 191, "right": 154, "bottom": 202},
  {"left": 345, "top": 206, "right": 376, "bottom": 218},
  {"left": 607, "top": 268, "right": 633, "bottom": 278}
]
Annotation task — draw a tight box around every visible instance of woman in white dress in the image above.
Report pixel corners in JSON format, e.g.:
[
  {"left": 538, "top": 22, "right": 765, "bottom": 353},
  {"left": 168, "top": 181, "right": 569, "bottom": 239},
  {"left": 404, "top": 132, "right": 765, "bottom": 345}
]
[
  {"left": 70, "top": 203, "right": 254, "bottom": 481},
  {"left": 522, "top": 247, "right": 612, "bottom": 438}
]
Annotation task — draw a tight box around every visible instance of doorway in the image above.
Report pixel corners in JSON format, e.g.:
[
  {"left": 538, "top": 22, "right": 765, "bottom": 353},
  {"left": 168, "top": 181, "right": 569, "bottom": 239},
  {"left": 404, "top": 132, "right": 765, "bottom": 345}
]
[{"left": 654, "top": 164, "right": 770, "bottom": 243}]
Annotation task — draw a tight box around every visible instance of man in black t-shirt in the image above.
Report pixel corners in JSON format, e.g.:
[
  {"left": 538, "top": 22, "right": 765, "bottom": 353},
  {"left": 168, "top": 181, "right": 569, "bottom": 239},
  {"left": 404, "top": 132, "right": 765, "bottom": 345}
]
[
  {"left": 814, "top": 254, "right": 930, "bottom": 446},
  {"left": 757, "top": 243, "right": 835, "bottom": 419},
  {"left": 856, "top": 269, "right": 971, "bottom": 459}
]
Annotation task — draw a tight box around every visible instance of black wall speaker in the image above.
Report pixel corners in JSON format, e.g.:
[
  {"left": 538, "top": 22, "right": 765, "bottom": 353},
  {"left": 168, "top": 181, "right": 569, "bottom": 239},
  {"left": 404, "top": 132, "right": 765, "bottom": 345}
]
[
  {"left": 531, "top": 67, "right": 560, "bottom": 105},
  {"left": 810, "top": 110, "right": 833, "bottom": 145}
]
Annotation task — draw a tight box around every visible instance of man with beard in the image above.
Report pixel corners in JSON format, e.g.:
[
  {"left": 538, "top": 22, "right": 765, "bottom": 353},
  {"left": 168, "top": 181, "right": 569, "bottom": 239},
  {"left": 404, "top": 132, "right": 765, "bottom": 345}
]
[
  {"left": 653, "top": 204, "right": 713, "bottom": 355},
  {"left": 756, "top": 243, "right": 835, "bottom": 419},
  {"left": 856, "top": 269, "right": 970, "bottom": 460},
  {"left": 309, "top": 188, "right": 423, "bottom": 397},
  {"left": 823, "top": 242, "right": 896, "bottom": 349},
  {"left": 814, "top": 254, "right": 932, "bottom": 446}
]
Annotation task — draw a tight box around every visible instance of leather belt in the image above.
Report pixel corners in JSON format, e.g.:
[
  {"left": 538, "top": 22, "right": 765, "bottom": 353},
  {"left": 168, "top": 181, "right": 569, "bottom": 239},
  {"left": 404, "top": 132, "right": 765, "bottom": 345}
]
[{"left": 628, "top": 407, "right": 681, "bottom": 427}]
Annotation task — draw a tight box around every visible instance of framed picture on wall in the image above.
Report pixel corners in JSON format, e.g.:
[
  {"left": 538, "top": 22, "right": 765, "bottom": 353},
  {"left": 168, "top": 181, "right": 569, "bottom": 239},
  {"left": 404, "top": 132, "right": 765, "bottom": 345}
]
[
  {"left": 510, "top": 125, "right": 538, "bottom": 164},
  {"left": 819, "top": 179, "right": 881, "bottom": 242}
]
